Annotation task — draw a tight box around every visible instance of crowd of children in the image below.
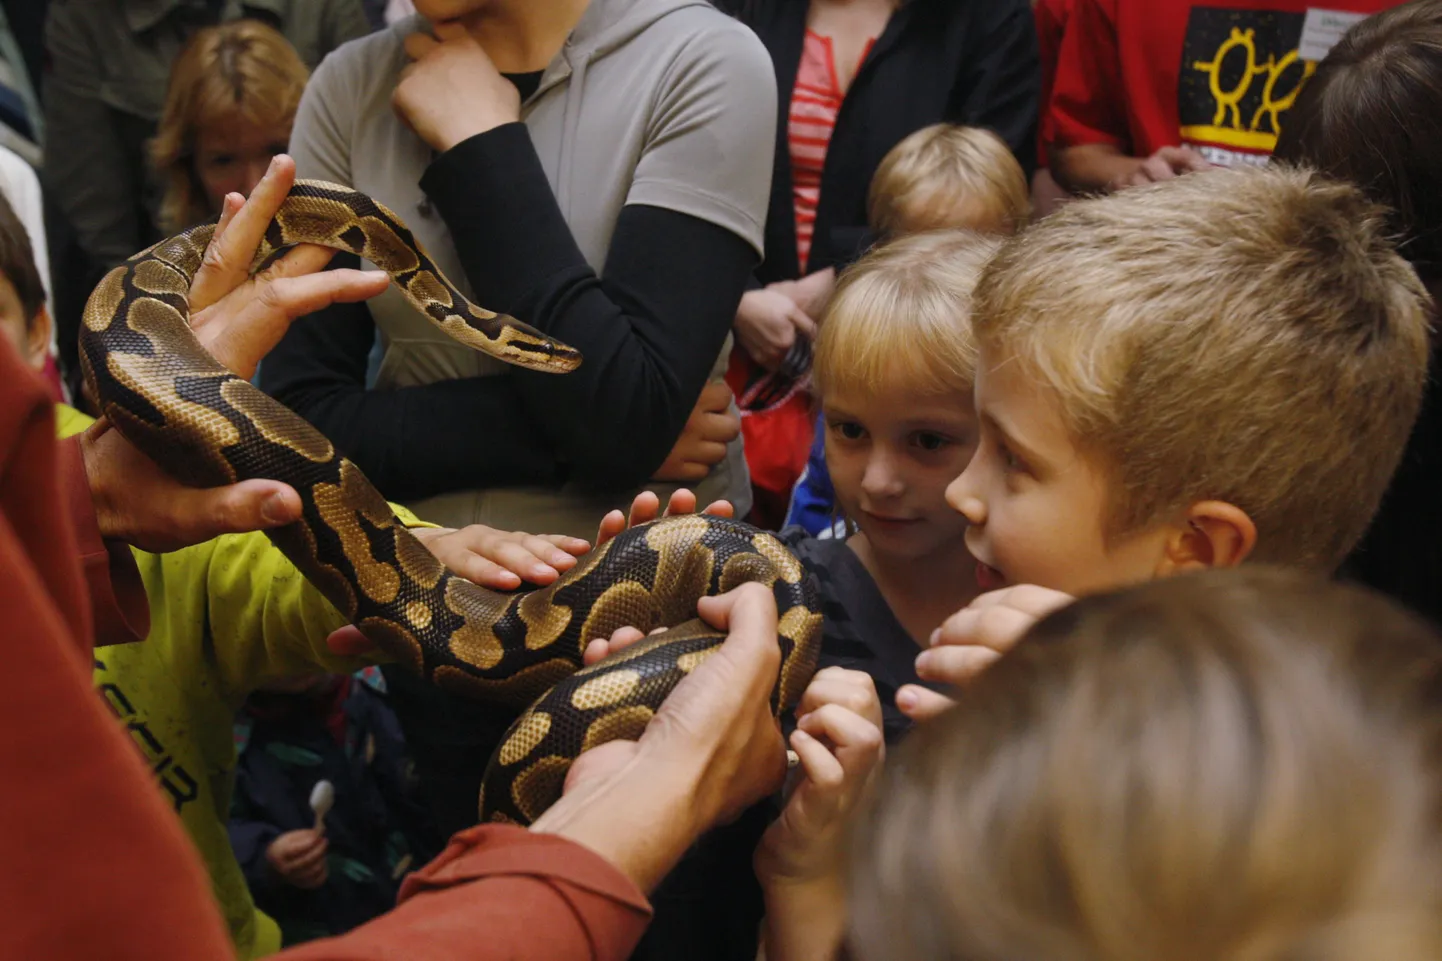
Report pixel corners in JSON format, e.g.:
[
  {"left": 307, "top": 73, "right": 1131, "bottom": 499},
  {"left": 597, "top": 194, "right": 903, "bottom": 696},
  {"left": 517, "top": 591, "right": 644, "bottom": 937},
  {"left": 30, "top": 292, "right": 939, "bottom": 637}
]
[{"left": 4, "top": 0, "right": 1442, "bottom": 959}]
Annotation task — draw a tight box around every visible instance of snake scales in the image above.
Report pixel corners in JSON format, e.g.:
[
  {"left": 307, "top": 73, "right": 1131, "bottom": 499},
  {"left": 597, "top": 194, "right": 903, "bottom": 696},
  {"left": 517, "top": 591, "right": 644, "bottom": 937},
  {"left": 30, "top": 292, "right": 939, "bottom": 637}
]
[{"left": 78, "top": 180, "right": 822, "bottom": 824}]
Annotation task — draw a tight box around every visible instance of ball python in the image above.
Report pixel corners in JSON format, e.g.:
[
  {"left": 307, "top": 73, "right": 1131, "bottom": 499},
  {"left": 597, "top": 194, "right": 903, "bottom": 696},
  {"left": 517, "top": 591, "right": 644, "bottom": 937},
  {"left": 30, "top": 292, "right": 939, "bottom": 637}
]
[{"left": 78, "top": 180, "right": 823, "bottom": 825}]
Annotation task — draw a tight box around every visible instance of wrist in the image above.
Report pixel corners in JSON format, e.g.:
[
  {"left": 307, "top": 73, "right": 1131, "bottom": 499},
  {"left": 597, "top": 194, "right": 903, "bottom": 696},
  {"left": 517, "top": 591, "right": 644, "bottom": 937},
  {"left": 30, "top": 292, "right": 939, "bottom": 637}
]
[
  {"left": 78, "top": 425, "right": 120, "bottom": 541},
  {"left": 530, "top": 752, "right": 707, "bottom": 893}
]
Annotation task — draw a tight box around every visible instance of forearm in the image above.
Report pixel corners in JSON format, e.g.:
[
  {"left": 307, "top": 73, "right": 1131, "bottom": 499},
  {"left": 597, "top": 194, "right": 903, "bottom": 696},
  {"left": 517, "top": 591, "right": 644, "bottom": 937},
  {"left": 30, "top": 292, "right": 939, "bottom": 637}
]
[
  {"left": 257, "top": 295, "right": 562, "bottom": 499},
  {"left": 1052, "top": 143, "right": 1141, "bottom": 194},
  {"left": 530, "top": 754, "right": 706, "bottom": 895},
  {"left": 761, "top": 877, "right": 848, "bottom": 961},
  {"left": 420, "top": 127, "right": 753, "bottom": 488}
]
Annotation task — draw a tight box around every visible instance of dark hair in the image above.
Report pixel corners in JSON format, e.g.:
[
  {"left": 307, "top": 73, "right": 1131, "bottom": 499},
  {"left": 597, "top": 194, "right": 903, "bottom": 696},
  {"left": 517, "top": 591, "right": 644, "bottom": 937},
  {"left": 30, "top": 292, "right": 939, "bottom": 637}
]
[
  {"left": 1273, "top": 0, "right": 1442, "bottom": 624},
  {"left": 0, "top": 191, "right": 46, "bottom": 322},
  {"left": 1273, "top": 0, "right": 1442, "bottom": 285}
]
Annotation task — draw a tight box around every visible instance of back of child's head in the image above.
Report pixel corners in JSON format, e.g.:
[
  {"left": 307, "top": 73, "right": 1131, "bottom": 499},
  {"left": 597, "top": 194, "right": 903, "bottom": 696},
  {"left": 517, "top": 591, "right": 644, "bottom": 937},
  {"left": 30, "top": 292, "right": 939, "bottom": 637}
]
[
  {"left": 973, "top": 165, "right": 1432, "bottom": 570},
  {"left": 849, "top": 567, "right": 1442, "bottom": 961},
  {"left": 151, "top": 20, "right": 309, "bottom": 232},
  {"left": 1273, "top": 0, "right": 1442, "bottom": 286},
  {"left": 812, "top": 230, "right": 1000, "bottom": 404},
  {"left": 0, "top": 191, "right": 45, "bottom": 324},
  {"left": 868, "top": 125, "right": 1030, "bottom": 237}
]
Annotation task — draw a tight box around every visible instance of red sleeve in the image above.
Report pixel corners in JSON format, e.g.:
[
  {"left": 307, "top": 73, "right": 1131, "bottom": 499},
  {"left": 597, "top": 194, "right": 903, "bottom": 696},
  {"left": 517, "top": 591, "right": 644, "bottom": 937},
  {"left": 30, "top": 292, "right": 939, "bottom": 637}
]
[
  {"left": 0, "top": 343, "right": 236, "bottom": 961},
  {"left": 281, "top": 826, "right": 653, "bottom": 961},
  {"left": 58, "top": 435, "right": 149, "bottom": 648},
  {"left": 1034, "top": 0, "right": 1074, "bottom": 163},
  {"left": 1048, "top": 0, "right": 1130, "bottom": 153}
]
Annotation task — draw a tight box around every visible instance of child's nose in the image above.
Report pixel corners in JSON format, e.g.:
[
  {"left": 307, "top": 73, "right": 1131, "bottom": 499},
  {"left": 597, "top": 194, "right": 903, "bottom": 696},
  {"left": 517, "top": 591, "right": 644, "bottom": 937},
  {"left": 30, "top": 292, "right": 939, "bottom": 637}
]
[
  {"left": 946, "top": 464, "right": 985, "bottom": 525},
  {"left": 861, "top": 454, "right": 904, "bottom": 498}
]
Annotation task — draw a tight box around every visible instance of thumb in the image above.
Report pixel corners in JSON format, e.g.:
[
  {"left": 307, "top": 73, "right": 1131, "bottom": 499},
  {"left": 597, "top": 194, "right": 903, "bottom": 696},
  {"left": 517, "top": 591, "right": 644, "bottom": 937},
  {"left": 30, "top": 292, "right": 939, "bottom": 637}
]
[
  {"left": 326, "top": 625, "right": 378, "bottom": 656},
  {"left": 789, "top": 307, "right": 817, "bottom": 340},
  {"left": 174, "top": 480, "right": 302, "bottom": 542}
]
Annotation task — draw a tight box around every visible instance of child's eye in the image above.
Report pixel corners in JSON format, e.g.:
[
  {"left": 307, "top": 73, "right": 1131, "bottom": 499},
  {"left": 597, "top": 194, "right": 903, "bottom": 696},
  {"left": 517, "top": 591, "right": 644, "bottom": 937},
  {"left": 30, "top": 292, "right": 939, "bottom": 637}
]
[
  {"left": 829, "top": 420, "right": 866, "bottom": 441},
  {"left": 911, "top": 431, "right": 950, "bottom": 452},
  {"left": 997, "top": 441, "right": 1023, "bottom": 472},
  {"left": 208, "top": 153, "right": 236, "bottom": 168}
]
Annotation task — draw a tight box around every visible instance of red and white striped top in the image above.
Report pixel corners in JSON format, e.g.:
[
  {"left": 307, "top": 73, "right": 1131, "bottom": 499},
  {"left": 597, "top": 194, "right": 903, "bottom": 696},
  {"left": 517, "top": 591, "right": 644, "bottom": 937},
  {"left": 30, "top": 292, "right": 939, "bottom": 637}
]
[{"left": 788, "top": 29, "right": 874, "bottom": 274}]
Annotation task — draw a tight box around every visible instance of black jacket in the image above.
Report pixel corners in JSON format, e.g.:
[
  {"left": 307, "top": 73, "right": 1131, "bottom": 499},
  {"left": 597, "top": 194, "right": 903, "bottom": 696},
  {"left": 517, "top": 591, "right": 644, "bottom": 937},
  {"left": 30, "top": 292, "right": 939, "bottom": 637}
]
[{"left": 723, "top": 0, "right": 1040, "bottom": 282}]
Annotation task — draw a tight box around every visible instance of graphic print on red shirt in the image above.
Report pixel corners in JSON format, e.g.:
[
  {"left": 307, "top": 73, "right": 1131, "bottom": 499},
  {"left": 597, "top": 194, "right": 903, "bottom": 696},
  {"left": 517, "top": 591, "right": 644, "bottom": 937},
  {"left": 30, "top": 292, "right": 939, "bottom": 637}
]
[
  {"left": 1176, "top": 6, "right": 1365, "bottom": 165},
  {"left": 1048, "top": 0, "right": 1397, "bottom": 166}
]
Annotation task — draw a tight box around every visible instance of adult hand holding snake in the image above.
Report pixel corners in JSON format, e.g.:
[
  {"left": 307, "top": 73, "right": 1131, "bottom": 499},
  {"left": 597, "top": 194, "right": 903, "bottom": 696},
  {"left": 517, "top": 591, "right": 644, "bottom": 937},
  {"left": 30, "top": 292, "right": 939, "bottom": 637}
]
[
  {"left": 81, "top": 155, "right": 389, "bottom": 553},
  {"left": 531, "top": 582, "right": 788, "bottom": 894}
]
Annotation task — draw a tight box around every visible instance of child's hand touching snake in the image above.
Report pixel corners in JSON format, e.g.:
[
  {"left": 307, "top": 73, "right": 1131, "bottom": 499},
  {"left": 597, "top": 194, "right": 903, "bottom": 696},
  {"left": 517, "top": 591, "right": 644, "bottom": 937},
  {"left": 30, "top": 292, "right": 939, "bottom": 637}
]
[{"left": 756, "top": 667, "right": 884, "bottom": 961}]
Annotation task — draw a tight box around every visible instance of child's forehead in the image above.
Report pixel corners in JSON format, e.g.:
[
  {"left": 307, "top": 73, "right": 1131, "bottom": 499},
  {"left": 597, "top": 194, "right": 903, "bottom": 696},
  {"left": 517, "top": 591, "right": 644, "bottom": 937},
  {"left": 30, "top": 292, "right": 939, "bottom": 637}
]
[{"left": 822, "top": 373, "right": 975, "bottom": 418}]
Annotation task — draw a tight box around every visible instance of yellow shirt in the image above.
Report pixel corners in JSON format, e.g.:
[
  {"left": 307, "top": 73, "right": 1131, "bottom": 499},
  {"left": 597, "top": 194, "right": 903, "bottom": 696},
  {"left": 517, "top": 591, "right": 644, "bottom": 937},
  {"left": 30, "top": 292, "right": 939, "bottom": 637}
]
[{"left": 59, "top": 405, "right": 429, "bottom": 958}]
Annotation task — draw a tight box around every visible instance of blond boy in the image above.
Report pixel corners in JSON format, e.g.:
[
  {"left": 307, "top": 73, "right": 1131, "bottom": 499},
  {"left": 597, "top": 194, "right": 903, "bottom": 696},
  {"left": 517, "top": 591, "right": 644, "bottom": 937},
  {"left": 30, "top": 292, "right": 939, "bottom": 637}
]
[
  {"left": 899, "top": 165, "right": 1434, "bottom": 717},
  {"left": 869, "top": 124, "right": 1031, "bottom": 239}
]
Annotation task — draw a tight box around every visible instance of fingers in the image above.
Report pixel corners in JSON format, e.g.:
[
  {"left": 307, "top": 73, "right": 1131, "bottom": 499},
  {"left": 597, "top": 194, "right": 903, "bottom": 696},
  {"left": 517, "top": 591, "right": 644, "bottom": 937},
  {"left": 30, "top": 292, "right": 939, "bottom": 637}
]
[
  {"left": 795, "top": 667, "right": 882, "bottom": 732},
  {"left": 933, "top": 585, "right": 1072, "bottom": 653},
  {"left": 701, "top": 499, "right": 734, "bottom": 519},
  {"left": 789, "top": 306, "right": 818, "bottom": 340},
  {"left": 582, "top": 625, "right": 652, "bottom": 667},
  {"left": 286, "top": 837, "right": 329, "bottom": 873},
  {"left": 796, "top": 703, "right": 883, "bottom": 780},
  {"left": 258, "top": 241, "right": 340, "bottom": 285},
  {"left": 895, "top": 684, "right": 957, "bottom": 723},
  {"left": 326, "top": 625, "right": 377, "bottom": 657},
  {"left": 695, "top": 379, "right": 734, "bottom": 412},
  {"left": 789, "top": 727, "right": 844, "bottom": 790},
  {"left": 915, "top": 644, "right": 1000, "bottom": 687},
  {"left": 189, "top": 155, "right": 297, "bottom": 311},
  {"left": 213, "top": 192, "right": 243, "bottom": 244},
  {"left": 595, "top": 509, "right": 625, "bottom": 548},
  {"left": 542, "top": 532, "right": 592, "bottom": 557},
  {"left": 628, "top": 490, "right": 661, "bottom": 528},
  {"left": 291, "top": 861, "right": 329, "bottom": 890},
  {"left": 705, "top": 583, "right": 781, "bottom": 669},
  {"left": 662, "top": 489, "right": 697, "bottom": 516},
  {"left": 196, "top": 268, "right": 389, "bottom": 379}
]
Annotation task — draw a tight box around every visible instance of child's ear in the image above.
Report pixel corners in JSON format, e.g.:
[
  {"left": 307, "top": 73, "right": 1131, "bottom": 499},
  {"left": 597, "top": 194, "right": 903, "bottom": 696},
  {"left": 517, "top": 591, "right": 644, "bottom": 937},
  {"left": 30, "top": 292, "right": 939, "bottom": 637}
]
[
  {"left": 24, "top": 306, "right": 51, "bottom": 371},
  {"left": 1159, "top": 501, "right": 1257, "bottom": 573}
]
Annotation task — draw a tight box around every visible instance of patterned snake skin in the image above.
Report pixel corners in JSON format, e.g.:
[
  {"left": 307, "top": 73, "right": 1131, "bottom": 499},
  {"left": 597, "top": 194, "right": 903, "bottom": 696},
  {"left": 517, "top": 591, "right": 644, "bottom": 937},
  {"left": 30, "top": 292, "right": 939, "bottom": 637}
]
[{"left": 77, "top": 180, "right": 823, "bottom": 824}]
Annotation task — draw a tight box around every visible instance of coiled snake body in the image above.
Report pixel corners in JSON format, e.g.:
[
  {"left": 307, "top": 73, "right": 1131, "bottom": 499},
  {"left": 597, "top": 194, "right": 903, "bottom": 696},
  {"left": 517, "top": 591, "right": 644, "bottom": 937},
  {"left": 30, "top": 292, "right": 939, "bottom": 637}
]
[{"left": 78, "top": 181, "right": 822, "bottom": 824}]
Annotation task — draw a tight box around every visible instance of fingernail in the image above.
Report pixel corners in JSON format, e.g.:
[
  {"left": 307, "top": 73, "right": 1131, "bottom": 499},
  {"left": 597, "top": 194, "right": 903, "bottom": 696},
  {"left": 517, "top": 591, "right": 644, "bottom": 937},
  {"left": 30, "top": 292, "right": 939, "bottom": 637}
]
[
  {"left": 929, "top": 628, "right": 941, "bottom": 647},
  {"left": 915, "top": 651, "right": 933, "bottom": 673},
  {"left": 261, "top": 493, "right": 291, "bottom": 525},
  {"left": 897, "top": 689, "right": 916, "bottom": 709},
  {"left": 795, "top": 712, "right": 810, "bottom": 728}
]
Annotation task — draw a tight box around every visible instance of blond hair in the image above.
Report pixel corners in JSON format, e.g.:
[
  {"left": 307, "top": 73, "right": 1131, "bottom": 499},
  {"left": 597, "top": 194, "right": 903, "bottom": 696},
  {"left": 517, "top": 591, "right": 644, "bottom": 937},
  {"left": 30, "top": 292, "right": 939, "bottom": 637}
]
[
  {"left": 850, "top": 567, "right": 1442, "bottom": 961},
  {"left": 812, "top": 230, "right": 1000, "bottom": 402},
  {"left": 973, "top": 165, "right": 1432, "bottom": 570},
  {"left": 150, "top": 21, "right": 309, "bottom": 233},
  {"left": 868, "top": 125, "right": 1030, "bottom": 237}
]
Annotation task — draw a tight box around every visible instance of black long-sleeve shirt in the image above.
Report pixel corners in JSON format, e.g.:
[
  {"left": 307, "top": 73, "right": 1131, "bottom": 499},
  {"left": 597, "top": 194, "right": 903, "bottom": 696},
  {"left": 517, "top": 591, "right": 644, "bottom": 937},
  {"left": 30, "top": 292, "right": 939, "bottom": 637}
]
[
  {"left": 721, "top": 0, "right": 1040, "bottom": 284},
  {"left": 259, "top": 123, "right": 757, "bottom": 503}
]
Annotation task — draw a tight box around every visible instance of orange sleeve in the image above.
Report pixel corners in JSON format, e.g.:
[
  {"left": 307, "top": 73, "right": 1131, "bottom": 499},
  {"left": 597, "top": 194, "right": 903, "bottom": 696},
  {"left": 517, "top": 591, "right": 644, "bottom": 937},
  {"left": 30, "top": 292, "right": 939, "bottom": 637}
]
[
  {"left": 0, "top": 342, "right": 235, "bottom": 961},
  {"left": 281, "top": 826, "right": 653, "bottom": 961}
]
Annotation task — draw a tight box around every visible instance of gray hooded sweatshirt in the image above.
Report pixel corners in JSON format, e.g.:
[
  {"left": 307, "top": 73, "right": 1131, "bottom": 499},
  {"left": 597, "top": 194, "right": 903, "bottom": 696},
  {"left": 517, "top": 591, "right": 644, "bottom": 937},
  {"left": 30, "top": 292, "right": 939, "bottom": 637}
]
[{"left": 289, "top": 0, "right": 776, "bottom": 535}]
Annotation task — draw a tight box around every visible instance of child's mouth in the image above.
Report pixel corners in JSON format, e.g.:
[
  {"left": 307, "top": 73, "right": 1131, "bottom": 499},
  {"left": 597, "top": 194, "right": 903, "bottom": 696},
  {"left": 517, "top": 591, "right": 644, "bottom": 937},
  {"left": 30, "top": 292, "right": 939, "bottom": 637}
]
[{"left": 975, "top": 561, "right": 1006, "bottom": 592}]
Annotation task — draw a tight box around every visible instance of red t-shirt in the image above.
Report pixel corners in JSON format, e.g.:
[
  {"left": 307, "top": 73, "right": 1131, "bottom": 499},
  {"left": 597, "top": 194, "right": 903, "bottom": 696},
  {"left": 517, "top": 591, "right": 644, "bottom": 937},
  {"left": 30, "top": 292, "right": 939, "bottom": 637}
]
[
  {"left": 1034, "top": 0, "right": 1076, "bottom": 165},
  {"left": 1049, "top": 0, "right": 1403, "bottom": 165}
]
